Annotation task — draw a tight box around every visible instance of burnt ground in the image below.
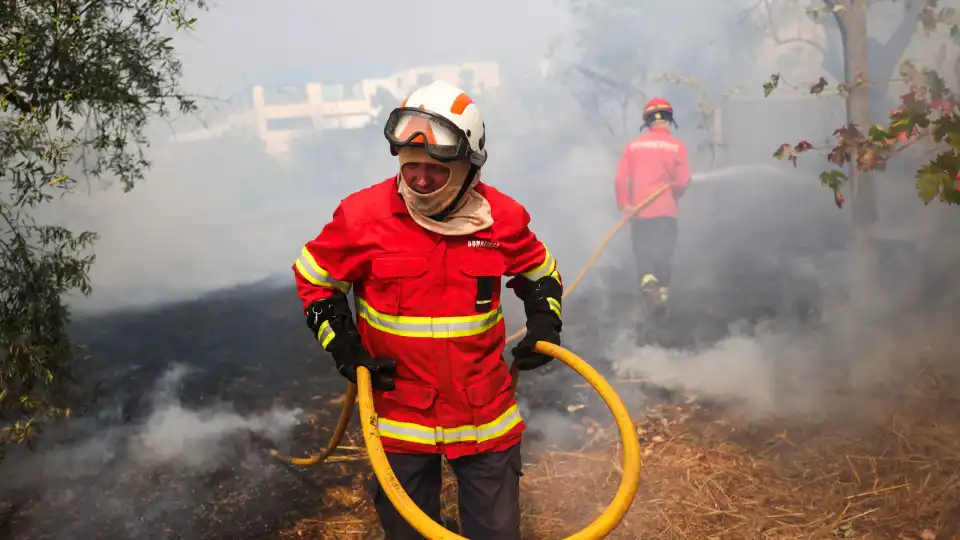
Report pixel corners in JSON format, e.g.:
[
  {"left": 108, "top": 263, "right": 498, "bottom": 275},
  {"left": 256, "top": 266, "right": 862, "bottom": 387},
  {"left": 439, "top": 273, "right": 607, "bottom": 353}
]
[
  {"left": 0, "top": 227, "right": 951, "bottom": 539},
  {"left": 0, "top": 282, "right": 338, "bottom": 540}
]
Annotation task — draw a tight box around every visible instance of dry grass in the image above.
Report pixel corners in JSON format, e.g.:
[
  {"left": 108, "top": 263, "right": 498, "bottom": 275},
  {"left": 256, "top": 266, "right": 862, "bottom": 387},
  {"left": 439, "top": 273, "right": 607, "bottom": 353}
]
[
  {"left": 521, "top": 402, "right": 960, "bottom": 539},
  {"left": 281, "top": 370, "right": 960, "bottom": 540}
]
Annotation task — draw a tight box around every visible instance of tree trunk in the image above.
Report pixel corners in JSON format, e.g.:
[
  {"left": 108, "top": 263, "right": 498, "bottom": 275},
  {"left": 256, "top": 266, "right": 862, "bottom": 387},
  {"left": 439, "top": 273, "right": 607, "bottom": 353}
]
[
  {"left": 836, "top": 1, "right": 877, "bottom": 238},
  {"left": 834, "top": 1, "right": 882, "bottom": 378}
]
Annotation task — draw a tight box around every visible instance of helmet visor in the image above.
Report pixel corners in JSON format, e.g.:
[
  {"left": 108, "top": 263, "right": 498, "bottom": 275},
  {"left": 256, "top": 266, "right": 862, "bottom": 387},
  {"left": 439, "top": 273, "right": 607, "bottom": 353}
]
[{"left": 384, "top": 108, "right": 468, "bottom": 162}]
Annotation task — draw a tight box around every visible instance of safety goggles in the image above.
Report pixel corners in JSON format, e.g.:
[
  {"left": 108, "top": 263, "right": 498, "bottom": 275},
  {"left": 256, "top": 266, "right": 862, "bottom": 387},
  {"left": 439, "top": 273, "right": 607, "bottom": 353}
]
[{"left": 384, "top": 107, "right": 474, "bottom": 164}]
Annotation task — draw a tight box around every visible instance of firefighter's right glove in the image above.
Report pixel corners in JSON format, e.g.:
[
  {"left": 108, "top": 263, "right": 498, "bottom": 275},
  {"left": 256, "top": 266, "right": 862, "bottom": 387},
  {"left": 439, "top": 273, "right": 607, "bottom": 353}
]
[
  {"left": 507, "top": 274, "right": 563, "bottom": 371},
  {"left": 305, "top": 294, "right": 396, "bottom": 391}
]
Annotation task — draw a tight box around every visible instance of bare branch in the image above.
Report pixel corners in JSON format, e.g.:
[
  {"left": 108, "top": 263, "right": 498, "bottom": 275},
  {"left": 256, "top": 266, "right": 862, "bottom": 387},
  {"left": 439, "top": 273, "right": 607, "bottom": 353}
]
[
  {"left": 758, "top": 0, "right": 829, "bottom": 55},
  {"left": 572, "top": 64, "right": 646, "bottom": 103},
  {"left": 877, "top": 0, "right": 921, "bottom": 68}
]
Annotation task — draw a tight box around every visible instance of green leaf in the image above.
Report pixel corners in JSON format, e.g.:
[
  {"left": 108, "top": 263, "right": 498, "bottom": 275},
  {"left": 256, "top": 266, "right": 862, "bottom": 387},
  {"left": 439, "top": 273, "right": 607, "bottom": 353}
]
[
  {"left": 763, "top": 73, "right": 780, "bottom": 98},
  {"left": 916, "top": 170, "right": 948, "bottom": 204},
  {"left": 948, "top": 132, "right": 960, "bottom": 149},
  {"left": 819, "top": 169, "right": 847, "bottom": 190},
  {"left": 773, "top": 144, "right": 787, "bottom": 160},
  {"left": 810, "top": 77, "right": 828, "bottom": 95},
  {"left": 868, "top": 123, "right": 892, "bottom": 142},
  {"left": 933, "top": 114, "right": 960, "bottom": 146},
  {"left": 923, "top": 68, "right": 948, "bottom": 98}
]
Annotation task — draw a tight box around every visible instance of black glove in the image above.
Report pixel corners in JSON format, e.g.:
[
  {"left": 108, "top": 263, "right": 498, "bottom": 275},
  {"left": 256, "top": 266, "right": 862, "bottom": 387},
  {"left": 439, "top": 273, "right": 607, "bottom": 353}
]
[
  {"left": 306, "top": 293, "right": 396, "bottom": 391},
  {"left": 507, "top": 274, "right": 563, "bottom": 371}
]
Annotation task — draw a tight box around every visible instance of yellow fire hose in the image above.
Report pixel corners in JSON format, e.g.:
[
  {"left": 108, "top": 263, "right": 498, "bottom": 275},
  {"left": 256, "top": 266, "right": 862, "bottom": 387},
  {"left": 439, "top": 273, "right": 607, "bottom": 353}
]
[
  {"left": 358, "top": 341, "right": 642, "bottom": 540},
  {"left": 267, "top": 184, "right": 672, "bottom": 536}
]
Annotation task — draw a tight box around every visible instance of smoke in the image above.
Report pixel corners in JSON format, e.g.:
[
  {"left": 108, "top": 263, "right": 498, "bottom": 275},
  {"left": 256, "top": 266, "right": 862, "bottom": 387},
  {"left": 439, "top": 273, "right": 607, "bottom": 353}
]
[
  {"left": 0, "top": 364, "right": 304, "bottom": 537},
  {"left": 579, "top": 192, "right": 960, "bottom": 425},
  {"left": 486, "top": 0, "right": 960, "bottom": 452},
  {"left": 11, "top": 0, "right": 958, "bottom": 472},
  {"left": 610, "top": 332, "right": 779, "bottom": 412}
]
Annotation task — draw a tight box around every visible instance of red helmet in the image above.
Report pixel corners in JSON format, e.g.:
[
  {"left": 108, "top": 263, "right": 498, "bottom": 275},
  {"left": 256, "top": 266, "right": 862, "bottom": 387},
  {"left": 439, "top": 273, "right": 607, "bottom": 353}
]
[{"left": 642, "top": 97, "right": 674, "bottom": 126}]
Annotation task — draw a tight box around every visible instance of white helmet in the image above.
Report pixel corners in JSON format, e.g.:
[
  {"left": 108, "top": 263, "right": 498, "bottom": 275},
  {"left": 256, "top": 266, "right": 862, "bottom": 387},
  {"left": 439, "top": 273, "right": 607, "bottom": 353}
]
[{"left": 384, "top": 80, "right": 487, "bottom": 168}]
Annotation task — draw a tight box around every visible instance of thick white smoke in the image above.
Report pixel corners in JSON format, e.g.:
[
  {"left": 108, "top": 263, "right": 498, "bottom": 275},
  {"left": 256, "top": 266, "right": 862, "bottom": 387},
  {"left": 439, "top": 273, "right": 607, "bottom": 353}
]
[{"left": 0, "top": 364, "right": 304, "bottom": 536}]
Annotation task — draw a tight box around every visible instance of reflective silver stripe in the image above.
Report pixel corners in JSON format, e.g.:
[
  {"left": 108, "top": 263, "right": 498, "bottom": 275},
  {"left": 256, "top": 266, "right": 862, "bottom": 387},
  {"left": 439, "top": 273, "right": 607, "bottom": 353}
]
[
  {"left": 355, "top": 298, "right": 502, "bottom": 338},
  {"left": 377, "top": 404, "right": 523, "bottom": 445},
  {"left": 294, "top": 246, "right": 351, "bottom": 293},
  {"left": 546, "top": 297, "right": 561, "bottom": 319},
  {"left": 317, "top": 320, "right": 335, "bottom": 349},
  {"left": 376, "top": 421, "right": 438, "bottom": 445},
  {"left": 521, "top": 247, "right": 557, "bottom": 281},
  {"left": 629, "top": 140, "right": 681, "bottom": 152}
]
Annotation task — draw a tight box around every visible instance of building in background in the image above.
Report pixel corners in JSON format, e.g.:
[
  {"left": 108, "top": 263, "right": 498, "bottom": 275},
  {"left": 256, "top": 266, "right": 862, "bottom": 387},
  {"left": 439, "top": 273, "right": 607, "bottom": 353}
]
[{"left": 171, "top": 62, "right": 500, "bottom": 156}]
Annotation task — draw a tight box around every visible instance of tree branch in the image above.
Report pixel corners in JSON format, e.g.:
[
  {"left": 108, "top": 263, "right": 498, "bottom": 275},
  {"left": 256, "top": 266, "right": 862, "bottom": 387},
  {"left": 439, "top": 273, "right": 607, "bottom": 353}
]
[
  {"left": 763, "top": 0, "right": 829, "bottom": 54},
  {"left": 876, "top": 0, "right": 920, "bottom": 73},
  {"left": 1, "top": 84, "right": 36, "bottom": 113},
  {"left": 0, "top": 59, "right": 39, "bottom": 113},
  {"left": 755, "top": 0, "right": 847, "bottom": 81},
  {"left": 572, "top": 64, "right": 646, "bottom": 103}
]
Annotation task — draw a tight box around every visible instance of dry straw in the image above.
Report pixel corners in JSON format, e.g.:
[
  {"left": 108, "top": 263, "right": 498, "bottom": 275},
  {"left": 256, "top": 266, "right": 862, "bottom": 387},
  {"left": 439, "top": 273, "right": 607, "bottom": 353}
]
[{"left": 282, "top": 369, "right": 960, "bottom": 540}]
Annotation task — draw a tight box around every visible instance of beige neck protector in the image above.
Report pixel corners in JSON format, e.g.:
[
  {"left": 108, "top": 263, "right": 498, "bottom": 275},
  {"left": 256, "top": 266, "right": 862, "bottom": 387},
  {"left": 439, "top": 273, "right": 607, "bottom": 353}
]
[{"left": 396, "top": 147, "right": 493, "bottom": 236}]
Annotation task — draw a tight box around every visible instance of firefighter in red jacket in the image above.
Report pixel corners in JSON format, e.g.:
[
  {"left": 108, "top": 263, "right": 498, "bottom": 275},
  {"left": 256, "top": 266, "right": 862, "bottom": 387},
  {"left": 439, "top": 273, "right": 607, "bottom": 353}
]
[
  {"left": 292, "top": 80, "right": 563, "bottom": 540},
  {"left": 614, "top": 97, "right": 691, "bottom": 311}
]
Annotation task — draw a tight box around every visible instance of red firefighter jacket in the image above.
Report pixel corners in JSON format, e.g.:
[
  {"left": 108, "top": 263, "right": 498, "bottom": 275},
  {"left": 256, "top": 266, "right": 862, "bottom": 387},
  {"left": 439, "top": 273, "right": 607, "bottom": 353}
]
[
  {"left": 614, "top": 126, "right": 692, "bottom": 219},
  {"left": 293, "top": 177, "right": 561, "bottom": 458}
]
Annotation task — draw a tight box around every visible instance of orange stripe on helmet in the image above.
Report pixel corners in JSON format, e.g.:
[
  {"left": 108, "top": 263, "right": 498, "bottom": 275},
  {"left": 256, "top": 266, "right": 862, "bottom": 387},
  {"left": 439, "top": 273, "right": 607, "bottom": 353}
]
[
  {"left": 396, "top": 115, "right": 437, "bottom": 144},
  {"left": 450, "top": 93, "right": 474, "bottom": 115}
]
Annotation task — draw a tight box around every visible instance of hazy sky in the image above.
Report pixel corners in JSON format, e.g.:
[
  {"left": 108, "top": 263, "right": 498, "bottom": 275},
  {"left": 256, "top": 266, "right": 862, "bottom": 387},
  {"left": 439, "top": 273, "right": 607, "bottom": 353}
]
[
  {"left": 55, "top": 0, "right": 574, "bottom": 313},
  {"left": 175, "top": 0, "right": 572, "bottom": 94}
]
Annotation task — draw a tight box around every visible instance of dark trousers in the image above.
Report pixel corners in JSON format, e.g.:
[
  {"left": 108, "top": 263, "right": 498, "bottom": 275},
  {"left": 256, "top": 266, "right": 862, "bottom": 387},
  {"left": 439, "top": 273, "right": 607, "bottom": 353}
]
[
  {"left": 372, "top": 443, "right": 523, "bottom": 540},
  {"left": 630, "top": 217, "right": 678, "bottom": 287}
]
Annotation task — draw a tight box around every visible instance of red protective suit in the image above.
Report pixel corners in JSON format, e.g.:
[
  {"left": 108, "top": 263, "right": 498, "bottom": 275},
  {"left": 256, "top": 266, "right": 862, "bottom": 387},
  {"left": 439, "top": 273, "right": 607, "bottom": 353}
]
[
  {"left": 614, "top": 126, "right": 692, "bottom": 219},
  {"left": 293, "top": 177, "right": 560, "bottom": 458}
]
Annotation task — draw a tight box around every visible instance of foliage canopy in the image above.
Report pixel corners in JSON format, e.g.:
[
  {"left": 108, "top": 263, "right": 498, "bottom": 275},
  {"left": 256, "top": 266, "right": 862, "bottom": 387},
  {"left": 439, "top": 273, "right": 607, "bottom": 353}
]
[{"left": 0, "top": 0, "right": 205, "bottom": 456}]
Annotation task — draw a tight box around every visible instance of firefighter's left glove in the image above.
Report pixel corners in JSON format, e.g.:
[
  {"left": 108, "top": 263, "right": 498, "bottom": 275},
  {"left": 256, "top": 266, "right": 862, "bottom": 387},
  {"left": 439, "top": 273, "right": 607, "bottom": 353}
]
[
  {"left": 306, "top": 294, "right": 396, "bottom": 391},
  {"left": 507, "top": 274, "right": 563, "bottom": 371}
]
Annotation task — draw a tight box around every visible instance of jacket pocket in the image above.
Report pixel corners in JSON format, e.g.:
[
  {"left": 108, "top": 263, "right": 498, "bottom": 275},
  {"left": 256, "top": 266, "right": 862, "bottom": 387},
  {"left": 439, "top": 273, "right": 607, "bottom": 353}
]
[
  {"left": 368, "top": 255, "right": 429, "bottom": 314},
  {"left": 456, "top": 254, "right": 507, "bottom": 277},
  {"left": 464, "top": 367, "right": 512, "bottom": 409},
  {"left": 455, "top": 254, "right": 506, "bottom": 313},
  {"left": 381, "top": 379, "right": 438, "bottom": 411}
]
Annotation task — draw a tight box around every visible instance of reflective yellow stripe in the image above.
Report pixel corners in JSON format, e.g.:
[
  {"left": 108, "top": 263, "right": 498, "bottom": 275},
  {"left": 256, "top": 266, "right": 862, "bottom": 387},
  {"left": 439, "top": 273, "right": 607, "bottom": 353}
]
[
  {"left": 546, "top": 297, "right": 561, "bottom": 319},
  {"left": 355, "top": 298, "right": 503, "bottom": 338},
  {"left": 377, "top": 404, "right": 523, "bottom": 445},
  {"left": 294, "top": 246, "right": 351, "bottom": 293},
  {"left": 316, "top": 320, "right": 335, "bottom": 349},
  {"left": 521, "top": 247, "right": 557, "bottom": 281}
]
